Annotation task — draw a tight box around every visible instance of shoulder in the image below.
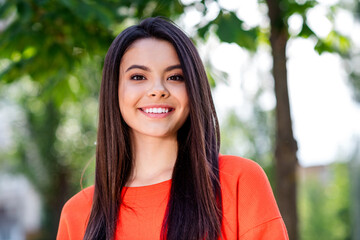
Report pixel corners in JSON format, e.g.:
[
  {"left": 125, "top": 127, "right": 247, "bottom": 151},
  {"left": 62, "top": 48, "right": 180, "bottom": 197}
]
[
  {"left": 63, "top": 185, "right": 94, "bottom": 212},
  {"left": 60, "top": 185, "right": 94, "bottom": 224},
  {"left": 218, "top": 155, "right": 287, "bottom": 238},
  {"left": 218, "top": 154, "right": 267, "bottom": 181},
  {"left": 57, "top": 186, "right": 94, "bottom": 239},
  {"left": 218, "top": 154, "right": 275, "bottom": 207}
]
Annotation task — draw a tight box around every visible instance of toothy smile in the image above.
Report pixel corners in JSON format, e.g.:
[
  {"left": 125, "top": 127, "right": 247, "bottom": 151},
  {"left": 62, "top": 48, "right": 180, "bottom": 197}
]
[{"left": 140, "top": 107, "right": 174, "bottom": 114}]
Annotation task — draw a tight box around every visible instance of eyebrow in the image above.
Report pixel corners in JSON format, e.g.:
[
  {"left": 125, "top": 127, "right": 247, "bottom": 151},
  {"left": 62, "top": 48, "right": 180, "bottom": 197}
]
[
  {"left": 164, "top": 64, "right": 182, "bottom": 72},
  {"left": 125, "top": 64, "right": 182, "bottom": 73},
  {"left": 125, "top": 65, "right": 150, "bottom": 72}
]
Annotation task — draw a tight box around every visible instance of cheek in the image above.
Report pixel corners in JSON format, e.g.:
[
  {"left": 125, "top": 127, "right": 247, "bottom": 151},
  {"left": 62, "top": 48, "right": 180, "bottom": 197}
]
[
  {"left": 118, "top": 93, "right": 137, "bottom": 129},
  {"left": 118, "top": 83, "right": 133, "bottom": 116},
  {"left": 118, "top": 83, "right": 144, "bottom": 116},
  {"left": 118, "top": 96, "right": 127, "bottom": 115},
  {"left": 179, "top": 88, "right": 189, "bottom": 111},
  {"left": 175, "top": 87, "right": 190, "bottom": 121}
]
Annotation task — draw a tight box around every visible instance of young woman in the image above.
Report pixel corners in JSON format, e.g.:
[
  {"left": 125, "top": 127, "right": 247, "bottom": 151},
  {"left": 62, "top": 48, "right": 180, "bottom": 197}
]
[{"left": 57, "top": 17, "right": 288, "bottom": 240}]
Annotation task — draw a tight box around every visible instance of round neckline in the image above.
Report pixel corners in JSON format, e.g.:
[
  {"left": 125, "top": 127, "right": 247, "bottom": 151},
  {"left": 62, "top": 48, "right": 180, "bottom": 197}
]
[
  {"left": 122, "top": 179, "right": 172, "bottom": 198},
  {"left": 125, "top": 178, "right": 172, "bottom": 188}
]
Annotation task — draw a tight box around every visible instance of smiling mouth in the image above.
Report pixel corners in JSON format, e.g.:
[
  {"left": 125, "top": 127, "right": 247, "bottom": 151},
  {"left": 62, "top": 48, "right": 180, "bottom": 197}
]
[{"left": 140, "top": 107, "right": 174, "bottom": 114}]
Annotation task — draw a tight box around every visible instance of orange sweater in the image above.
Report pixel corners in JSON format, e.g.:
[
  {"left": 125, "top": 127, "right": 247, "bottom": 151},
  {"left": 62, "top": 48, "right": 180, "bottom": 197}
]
[{"left": 57, "top": 155, "right": 288, "bottom": 239}]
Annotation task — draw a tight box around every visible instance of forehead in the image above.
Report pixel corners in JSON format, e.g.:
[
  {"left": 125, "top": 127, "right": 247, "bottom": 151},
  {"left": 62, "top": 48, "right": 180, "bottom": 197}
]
[{"left": 120, "top": 38, "right": 180, "bottom": 68}]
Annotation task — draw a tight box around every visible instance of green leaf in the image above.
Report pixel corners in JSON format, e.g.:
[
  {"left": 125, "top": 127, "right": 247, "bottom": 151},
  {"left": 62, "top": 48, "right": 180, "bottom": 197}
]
[
  {"left": 314, "top": 39, "right": 335, "bottom": 54},
  {"left": 197, "top": 22, "right": 212, "bottom": 39},
  {"left": 315, "top": 31, "right": 351, "bottom": 55},
  {"left": 283, "top": 0, "right": 317, "bottom": 18},
  {"left": 298, "top": 22, "right": 315, "bottom": 38},
  {"left": 215, "top": 12, "right": 258, "bottom": 51}
]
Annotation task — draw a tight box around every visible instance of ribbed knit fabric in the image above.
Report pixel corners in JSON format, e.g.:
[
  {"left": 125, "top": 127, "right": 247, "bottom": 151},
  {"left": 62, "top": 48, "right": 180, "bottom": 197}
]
[{"left": 57, "top": 155, "right": 288, "bottom": 240}]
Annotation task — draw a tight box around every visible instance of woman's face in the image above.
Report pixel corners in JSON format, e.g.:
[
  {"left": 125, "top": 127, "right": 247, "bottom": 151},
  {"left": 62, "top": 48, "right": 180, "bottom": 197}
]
[{"left": 118, "top": 38, "right": 190, "bottom": 139}]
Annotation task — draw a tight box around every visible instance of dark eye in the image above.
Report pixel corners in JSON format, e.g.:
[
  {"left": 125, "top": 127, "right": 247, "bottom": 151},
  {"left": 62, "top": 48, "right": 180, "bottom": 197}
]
[
  {"left": 168, "top": 75, "right": 184, "bottom": 81},
  {"left": 130, "top": 75, "right": 146, "bottom": 81}
]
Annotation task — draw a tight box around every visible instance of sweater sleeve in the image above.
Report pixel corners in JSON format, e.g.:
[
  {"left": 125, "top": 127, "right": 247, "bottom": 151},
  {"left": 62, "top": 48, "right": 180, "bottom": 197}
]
[
  {"left": 240, "top": 217, "right": 288, "bottom": 240},
  {"left": 235, "top": 158, "right": 289, "bottom": 239}
]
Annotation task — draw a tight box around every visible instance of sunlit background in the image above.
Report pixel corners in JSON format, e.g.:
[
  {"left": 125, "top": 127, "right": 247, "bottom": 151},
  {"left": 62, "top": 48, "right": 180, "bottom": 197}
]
[
  {"left": 179, "top": 0, "right": 360, "bottom": 167},
  {"left": 0, "top": 0, "right": 359, "bottom": 239}
]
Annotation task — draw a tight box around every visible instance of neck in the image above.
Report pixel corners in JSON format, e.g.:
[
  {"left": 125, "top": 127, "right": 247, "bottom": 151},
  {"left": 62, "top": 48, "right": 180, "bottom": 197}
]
[{"left": 127, "top": 132, "right": 178, "bottom": 187}]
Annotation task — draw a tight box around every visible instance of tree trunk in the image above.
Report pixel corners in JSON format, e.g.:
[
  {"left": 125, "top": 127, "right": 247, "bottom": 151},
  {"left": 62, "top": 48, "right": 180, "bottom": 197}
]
[
  {"left": 25, "top": 100, "right": 72, "bottom": 239},
  {"left": 265, "top": 1, "right": 299, "bottom": 239}
]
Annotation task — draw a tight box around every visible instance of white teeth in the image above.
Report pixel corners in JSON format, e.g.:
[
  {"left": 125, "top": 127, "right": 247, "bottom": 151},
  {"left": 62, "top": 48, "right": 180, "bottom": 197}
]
[{"left": 143, "top": 108, "right": 170, "bottom": 113}]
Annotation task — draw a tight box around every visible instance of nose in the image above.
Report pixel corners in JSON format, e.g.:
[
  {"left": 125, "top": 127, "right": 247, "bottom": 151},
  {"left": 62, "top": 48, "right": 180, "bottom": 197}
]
[{"left": 147, "top": 80, "right": 170, "bottom": 98}]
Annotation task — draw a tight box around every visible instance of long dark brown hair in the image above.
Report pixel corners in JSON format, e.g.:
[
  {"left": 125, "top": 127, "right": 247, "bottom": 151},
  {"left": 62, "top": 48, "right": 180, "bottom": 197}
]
[{"left": 84, "top": 17, "right": 222, "bottom": 240}]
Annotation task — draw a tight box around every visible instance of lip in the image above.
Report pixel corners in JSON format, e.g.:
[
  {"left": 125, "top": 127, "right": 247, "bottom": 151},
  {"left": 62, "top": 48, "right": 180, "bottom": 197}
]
[{"left": 138, "top": 105, "right": 175, "bottom": 119}]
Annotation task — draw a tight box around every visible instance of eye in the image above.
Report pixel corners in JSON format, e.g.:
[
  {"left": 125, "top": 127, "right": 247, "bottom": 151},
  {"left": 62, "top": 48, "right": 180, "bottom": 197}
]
[
  {"left": 130, "top": 74, "right": 146, "bottom": 81},
  {"left": 168, "top": 74, "right": 184, "bottom": 81}
]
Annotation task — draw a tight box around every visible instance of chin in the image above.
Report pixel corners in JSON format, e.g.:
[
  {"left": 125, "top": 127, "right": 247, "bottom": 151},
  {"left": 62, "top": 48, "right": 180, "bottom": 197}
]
[
  {"left": 134, "top": 128, "right": 177, "bottom": 139},
  {"left": 145, "top": 131, "right": 175, "bottom": 138}
]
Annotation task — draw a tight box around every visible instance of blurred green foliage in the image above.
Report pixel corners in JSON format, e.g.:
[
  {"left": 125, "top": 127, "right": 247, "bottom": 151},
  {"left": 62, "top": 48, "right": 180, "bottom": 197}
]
[
  {"left": 299, "top": 163, "right": 351, "bottom": 240},
  {"left": 198, "top": 11, "right": 260, "bottom": 52},
  {"left": 350, "top": 151, "right": 360, "bottom": 239},
  {"left": 0, "top": 0, "right": 184, "bottom": 239}
]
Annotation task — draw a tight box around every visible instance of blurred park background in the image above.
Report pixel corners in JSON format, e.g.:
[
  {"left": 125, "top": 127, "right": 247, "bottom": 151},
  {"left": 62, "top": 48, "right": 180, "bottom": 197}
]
[{"left": 0, "top": 0, "right": 359, "bottom": 239}]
